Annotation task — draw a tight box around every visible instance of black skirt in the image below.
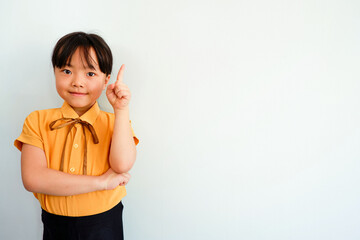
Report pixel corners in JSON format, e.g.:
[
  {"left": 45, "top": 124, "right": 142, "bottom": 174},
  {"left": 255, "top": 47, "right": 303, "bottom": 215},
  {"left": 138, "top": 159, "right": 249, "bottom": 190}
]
[{"left": 41, "top": 201, "right": 124, "bottom": 240}]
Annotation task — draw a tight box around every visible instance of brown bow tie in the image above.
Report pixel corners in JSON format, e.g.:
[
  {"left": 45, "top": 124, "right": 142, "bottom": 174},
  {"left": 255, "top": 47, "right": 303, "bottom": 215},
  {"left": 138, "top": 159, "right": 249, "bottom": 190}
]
[{"left": 49, "top": 118, "right": 99, "bottom": 175}]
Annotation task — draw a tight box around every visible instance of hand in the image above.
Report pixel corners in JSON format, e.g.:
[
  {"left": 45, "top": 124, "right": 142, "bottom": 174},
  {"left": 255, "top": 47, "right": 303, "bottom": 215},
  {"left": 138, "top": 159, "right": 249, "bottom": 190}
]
[
  {"left": 106, "top": 64, "right": 131, "bottom": 110},
  {"left": 100, "top": 168, "right": 131, "bottom": 190}
]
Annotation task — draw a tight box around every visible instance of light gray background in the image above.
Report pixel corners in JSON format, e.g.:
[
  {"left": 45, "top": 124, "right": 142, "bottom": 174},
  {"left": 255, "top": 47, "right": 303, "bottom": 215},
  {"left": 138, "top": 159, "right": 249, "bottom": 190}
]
[{"left": 1, "top": 0, "right": 360, "bottom": 239}]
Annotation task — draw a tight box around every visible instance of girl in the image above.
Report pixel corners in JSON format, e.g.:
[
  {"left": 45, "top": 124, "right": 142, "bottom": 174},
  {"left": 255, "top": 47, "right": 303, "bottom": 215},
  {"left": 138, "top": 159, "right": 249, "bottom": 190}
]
[{"left": 14, "top": 31, "right": 139, "bottom": 240}]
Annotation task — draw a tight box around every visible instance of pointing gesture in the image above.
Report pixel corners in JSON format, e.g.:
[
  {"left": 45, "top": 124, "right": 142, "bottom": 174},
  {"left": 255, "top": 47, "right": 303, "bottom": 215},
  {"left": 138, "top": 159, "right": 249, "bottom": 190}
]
[{"left": 106, "top": 64, "right": 131, "bottom": 110}]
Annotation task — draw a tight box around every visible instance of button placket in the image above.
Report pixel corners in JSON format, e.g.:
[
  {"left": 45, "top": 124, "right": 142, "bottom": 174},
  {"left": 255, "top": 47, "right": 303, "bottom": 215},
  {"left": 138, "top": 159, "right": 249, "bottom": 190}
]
[{"left": 69, "top": 125, "right": 82, "bottom": 174}]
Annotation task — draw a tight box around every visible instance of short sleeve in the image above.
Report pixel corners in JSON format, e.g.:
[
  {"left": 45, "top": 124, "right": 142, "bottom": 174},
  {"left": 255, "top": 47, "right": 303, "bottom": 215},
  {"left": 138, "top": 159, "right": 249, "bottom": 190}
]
[
  {"left": 14, "top": 111, "right": 44, "bottom": 151},
  {"left": 130, "top": 120, "right": 139, "bottom": 146}
]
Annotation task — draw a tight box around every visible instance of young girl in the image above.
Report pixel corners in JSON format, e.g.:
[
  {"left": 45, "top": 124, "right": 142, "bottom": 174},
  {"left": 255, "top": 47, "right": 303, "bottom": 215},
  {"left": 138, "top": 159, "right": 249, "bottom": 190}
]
[{"left": 14, "top": 31, "right": 139, "bottom": 240}]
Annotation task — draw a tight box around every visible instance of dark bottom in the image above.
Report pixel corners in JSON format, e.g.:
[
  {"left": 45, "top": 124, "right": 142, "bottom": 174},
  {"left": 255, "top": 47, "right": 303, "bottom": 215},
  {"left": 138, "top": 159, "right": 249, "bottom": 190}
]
[{"left": 41, "top": 201, "right": 124, "bottom": 240}]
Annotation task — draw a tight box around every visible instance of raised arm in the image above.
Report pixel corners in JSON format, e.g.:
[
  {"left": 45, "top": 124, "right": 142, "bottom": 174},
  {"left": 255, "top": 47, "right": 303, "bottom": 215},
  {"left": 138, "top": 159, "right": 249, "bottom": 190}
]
[
  {"left": 106, "top": 64, "right": 137, "bottom": 173},
  {"left": 109, "top": 107, "right": 137, "bottom": 173},
  {"left": 21, "top": 143, "right": 130, "bottom": 196}
]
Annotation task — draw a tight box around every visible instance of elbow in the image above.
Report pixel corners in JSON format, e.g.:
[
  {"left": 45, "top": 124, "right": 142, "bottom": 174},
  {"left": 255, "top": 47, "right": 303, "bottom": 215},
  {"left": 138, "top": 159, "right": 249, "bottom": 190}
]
[
  {"left": 110, "top": 156, "right": 136, "bottom": 174},
  {"left": 109, "top": 150, "right": 137, "bottom": 173},
  {"left": 21, "top": 173, "right": 42, "bottom": 193},
  {"left": 110, "top": 162, "right": 134, "bottom": 174},
  {"left": 22, "top": 177, "right": 37, "bottom": 193}
]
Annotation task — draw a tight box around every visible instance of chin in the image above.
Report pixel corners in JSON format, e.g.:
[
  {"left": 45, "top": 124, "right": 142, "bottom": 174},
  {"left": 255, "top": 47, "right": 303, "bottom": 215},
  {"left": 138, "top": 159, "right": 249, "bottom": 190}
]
[{"left": 66, "top": 100, "right": 90, "bottom": 108}]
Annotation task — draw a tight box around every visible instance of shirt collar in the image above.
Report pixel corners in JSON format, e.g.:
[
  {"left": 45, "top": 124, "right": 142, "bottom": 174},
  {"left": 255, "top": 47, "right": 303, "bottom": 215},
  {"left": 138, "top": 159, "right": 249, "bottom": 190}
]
[{"left": 60, "top": 101, "right": 100, "bottom": 125}]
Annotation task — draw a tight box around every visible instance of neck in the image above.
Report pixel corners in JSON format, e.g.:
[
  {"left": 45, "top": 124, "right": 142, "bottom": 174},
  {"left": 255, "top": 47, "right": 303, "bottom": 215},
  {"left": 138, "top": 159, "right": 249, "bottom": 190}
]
[{"left": 71, "top": 102, "right": 96, "bottom": 117}]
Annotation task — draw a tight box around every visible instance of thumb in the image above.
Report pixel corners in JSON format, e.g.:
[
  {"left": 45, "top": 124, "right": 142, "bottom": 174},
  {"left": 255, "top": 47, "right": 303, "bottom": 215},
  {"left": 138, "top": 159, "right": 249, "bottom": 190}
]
[{"left": 106, "top": 83, "right": 115, "bottom": 96}]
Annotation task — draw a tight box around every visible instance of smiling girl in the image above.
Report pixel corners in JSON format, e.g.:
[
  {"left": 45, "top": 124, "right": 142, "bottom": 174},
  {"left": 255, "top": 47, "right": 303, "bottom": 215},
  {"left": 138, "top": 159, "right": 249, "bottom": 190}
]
[{"left": 14, "top": 31, "right": 139, "bottom": 240}]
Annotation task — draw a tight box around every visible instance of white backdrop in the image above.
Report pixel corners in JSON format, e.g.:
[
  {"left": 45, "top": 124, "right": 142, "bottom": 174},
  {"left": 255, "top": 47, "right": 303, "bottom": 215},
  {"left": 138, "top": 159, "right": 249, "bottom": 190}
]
[{"left": 1, "top": 0, "right": 360, "bottom": 239}]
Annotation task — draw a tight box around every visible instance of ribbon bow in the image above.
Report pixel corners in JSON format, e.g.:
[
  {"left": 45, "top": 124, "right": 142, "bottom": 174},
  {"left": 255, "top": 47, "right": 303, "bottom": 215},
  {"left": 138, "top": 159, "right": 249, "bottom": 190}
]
[{"left": 49, "top": 118, "right": 99, "bottom": 175}]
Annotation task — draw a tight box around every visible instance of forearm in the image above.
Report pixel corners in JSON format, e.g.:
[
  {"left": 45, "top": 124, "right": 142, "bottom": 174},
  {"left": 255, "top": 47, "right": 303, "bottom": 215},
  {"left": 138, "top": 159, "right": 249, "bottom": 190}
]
[
  {"left": 109, "top": 107, "right": 137, "bottom": 173},
  {"left": 22, "top": 167, "right": 103, "bottom": 196}
]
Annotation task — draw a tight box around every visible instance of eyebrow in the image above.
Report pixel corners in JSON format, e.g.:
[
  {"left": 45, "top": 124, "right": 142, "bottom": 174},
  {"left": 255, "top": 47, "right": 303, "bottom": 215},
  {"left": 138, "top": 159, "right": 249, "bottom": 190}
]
[{"left": 65, "top": 63, "right": 97, "bottom": 71}]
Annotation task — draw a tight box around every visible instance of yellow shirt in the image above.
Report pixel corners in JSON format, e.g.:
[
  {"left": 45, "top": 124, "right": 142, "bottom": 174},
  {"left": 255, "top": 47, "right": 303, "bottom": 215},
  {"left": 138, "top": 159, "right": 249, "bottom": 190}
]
[{"left": 14, "top": 101, "right": 139, "bottom": 217}]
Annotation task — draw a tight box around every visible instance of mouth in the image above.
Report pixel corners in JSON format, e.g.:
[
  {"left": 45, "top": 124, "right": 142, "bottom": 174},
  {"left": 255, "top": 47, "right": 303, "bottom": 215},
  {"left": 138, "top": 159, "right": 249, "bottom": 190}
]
[{"left": 69, "top": 92, "right": 88, "bottom": 96}]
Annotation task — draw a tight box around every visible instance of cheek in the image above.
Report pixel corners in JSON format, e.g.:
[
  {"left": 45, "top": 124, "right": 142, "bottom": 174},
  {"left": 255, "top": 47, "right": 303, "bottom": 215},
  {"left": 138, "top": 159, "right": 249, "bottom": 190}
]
[
  {"left": 55, "top": 81, "right": 65, "bottom": 92},
  {"left": 55, "top": 79, "right": 69, "bottom": 97},
  {"left": 90, "top": 83, "right": 106, "bottom": 96},
  {"left": 55, "top": 81, "right": 61, "bottom": 92}
]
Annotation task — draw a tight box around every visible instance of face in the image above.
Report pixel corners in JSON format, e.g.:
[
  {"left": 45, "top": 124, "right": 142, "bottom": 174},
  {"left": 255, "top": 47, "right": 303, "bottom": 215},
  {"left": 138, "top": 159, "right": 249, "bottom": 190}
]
[{"left": 54, "top": 47, "right": 110, "bottom": 116}]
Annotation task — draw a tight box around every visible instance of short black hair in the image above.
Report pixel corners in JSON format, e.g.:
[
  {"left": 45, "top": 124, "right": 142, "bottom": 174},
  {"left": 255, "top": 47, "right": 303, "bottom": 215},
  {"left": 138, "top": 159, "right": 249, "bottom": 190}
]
[{"left": 51, "top": 31, "right": 113, "bottom": 76}]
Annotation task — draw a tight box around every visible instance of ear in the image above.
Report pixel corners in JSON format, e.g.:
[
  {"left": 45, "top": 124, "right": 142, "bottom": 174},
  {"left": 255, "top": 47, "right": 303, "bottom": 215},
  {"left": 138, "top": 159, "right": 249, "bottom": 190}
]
[{"left": 103, "top": 75, "right": 111, "bottom": 90}]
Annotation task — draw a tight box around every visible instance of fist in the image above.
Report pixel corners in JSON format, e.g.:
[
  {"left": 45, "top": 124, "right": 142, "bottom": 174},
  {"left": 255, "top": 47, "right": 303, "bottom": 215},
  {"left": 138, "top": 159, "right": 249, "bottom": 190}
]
[
  {"left": 106, "top": 64, "right": 131, "bottom": 110},
  {"left": 101, "top": 168, "right": 131, "bottom": 190}
]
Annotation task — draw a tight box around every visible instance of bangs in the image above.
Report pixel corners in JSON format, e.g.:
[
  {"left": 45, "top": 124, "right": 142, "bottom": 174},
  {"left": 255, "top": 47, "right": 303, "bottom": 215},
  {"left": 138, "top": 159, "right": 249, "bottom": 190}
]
[{"left": 63, "top": 46, "right": 98, "bottom": 71}]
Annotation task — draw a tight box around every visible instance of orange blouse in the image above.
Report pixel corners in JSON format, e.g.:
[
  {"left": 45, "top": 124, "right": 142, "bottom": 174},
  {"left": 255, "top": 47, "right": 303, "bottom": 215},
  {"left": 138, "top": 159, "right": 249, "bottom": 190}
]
[{"left": 14, "top": 101, "right": 139, "bottom": 217}]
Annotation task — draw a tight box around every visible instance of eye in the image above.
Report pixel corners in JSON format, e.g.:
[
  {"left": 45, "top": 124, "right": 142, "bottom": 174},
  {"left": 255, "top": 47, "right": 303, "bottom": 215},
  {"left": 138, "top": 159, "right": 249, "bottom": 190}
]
[
  {"left": 62, "top": 69, "right": 71, "bottom": 74},
  {"left": 87, "top": 72, "right": 96, "bottom": 77}
]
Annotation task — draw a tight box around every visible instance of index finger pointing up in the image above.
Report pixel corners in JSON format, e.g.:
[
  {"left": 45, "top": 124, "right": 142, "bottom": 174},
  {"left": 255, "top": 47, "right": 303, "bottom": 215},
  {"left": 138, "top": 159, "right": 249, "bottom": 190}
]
[{"left": 116, "top": 64, "right": 125, "bottom": 83}]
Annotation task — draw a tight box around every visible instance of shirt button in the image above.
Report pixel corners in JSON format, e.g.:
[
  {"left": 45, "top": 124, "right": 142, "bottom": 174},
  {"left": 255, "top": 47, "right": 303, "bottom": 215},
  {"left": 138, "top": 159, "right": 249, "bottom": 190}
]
[
  {"left": 74, "top": 144, "right": 78, "bottom": 149},
  {"left": 70, "top": 167, "right": 75, "bottom": 173}
]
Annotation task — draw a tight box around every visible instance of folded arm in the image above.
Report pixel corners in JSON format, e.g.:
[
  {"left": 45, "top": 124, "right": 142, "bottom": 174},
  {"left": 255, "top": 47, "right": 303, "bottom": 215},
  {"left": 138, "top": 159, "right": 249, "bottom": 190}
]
[{"left": 21, "top": 143, "right": 130, "bottom": 196}]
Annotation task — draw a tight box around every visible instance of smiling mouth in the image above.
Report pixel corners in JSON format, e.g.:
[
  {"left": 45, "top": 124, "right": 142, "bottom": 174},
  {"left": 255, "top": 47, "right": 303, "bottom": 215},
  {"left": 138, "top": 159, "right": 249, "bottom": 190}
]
[{"left": 70, "top": 92, "right": 87, "bottom": 96}]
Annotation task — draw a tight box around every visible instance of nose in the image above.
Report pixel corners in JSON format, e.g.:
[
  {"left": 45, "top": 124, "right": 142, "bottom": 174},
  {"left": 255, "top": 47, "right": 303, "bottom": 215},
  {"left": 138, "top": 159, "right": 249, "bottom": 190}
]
[{"left": 71, "top": 75, "right": 84, "bottom": 88}]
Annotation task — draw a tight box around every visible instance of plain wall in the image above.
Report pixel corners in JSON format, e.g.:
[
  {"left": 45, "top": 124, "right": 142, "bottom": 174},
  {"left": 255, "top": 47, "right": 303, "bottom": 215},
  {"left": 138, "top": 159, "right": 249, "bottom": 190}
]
[{"left": 1, "top": 0, "right": 360, "bottom": 239}]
